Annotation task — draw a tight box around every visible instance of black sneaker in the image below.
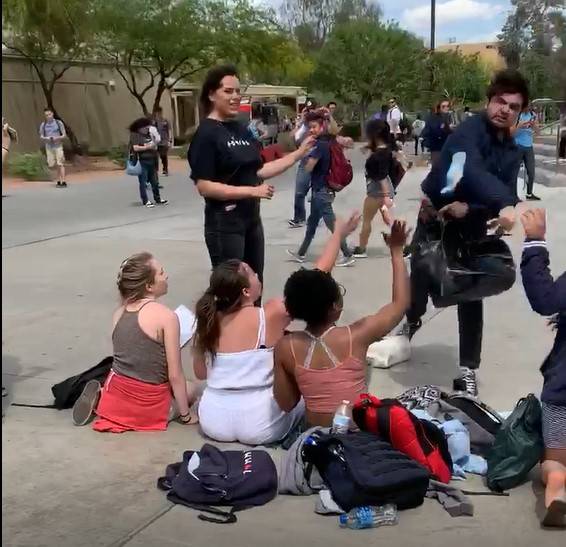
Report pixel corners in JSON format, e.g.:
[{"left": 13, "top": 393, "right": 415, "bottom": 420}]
[
  {"left": 403, "top": 245, "right": 413, "bottom": 259},
  {"left": 156, "top": 199, "right": 168, "bottom": 205},
  {"left": 288, "top": 219, "right": 305, "bottom": 228},
  {"left": 158, "top": 184, "right": 164, "bottom": 189},
  {"left": 2, "top": 386, "right": 7, "bottom": 397},
  {"left": 353, "top": 246, "right": 368, "bottom": 258},
  {"left": 398, "top": 319, "right": 422, "bottom": 341},
  {"left": 162, "top": 172, "right": 169, "bottom": 177},
  {"left": 453, "top": 367, "right": 478, "bottom": 397},
  {"left": 56, "top": 181, "right": 63, "bottom": 188},
  {"left": 61, "top": 181, "right": 68, "bottom": 188},
  {"left": 526, "top": 194, "right": 541, "bottom": 201},
  {"left": 72, "top": 380, "right": 101, "bottom": 426}
]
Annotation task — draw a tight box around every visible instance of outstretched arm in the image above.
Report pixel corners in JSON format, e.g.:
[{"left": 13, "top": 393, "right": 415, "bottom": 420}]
[
  {"left": 314, "top": 212, "right": 361, "bottom": 272},
  {"left": 257, "top": 136, "right": 314, "bottom": 179}
]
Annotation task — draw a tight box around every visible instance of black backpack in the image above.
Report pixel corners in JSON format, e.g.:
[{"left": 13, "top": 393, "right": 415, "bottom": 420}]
[
  {"left": 157, "top": 444, "right": 278, "bottom": 523},
  {"left": 302, "top": 432, "right": 430, "bottom": 512},
  {"left": 51, "top": 356, "right": 112, "bottom": 409}
]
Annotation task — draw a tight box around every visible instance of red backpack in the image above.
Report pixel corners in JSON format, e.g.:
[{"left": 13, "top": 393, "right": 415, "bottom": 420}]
[
  {"left": 353, "top": 394, "right": 452, "bottom": 483},
  {"left": 326, "top": 138, "right": 353, "bottom": 192}
]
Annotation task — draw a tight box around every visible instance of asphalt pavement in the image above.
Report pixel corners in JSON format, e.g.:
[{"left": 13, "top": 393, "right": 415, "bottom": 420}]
[{"left": 2, "top": 151, "right": 565, "bottom": 546}]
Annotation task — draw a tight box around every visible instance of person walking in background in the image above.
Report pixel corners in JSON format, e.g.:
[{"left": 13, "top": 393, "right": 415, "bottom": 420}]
[
  {"left": 288, "top": 104, "right": 314, "bottom": 228},
  {"left": 2, "top": 117, "right": 17, "bottom": 168},
  {"left": 39, "top": 108, "right": 67, "bottom": 188},
  {"left": 462, "top": 106, "right": 474, "bottom": 120},
  {"left": 412, "top": 114, "right": 426, "bottom": 156},
  {"left": 511, "top": 103, "right": 540, "bottom": 201},
  {"left": 387, "top": 97, "right": 403, "bottom": 141},
  {"left": 248, "top": 108, "right": 269, "bottom": 147},
  {"left": 520, "top": 208, "right": 565, "bottom": 528},
  {"left": 153, "top": 107, "right": 172, "bottom": 177},
  {"left": 353, "top": 119, "right": 395, "bottom": 259},
  {"left": 287, "top": 110, "right": 355, "bottom": 267},
  {"left": 129, "top": 117, "right": 168, "bottom": 208},
  {"left": 422, "top": 99, "right": 453, "bottom": 165}
]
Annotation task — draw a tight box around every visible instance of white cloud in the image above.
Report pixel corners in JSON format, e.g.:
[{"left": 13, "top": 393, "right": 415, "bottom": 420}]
[{"left": 401, "top": 0, "right": 506, "bottom": 32}]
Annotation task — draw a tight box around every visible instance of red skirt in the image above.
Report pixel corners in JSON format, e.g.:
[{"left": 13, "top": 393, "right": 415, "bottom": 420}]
[{"left": 93, "top": 370, "right": 171, "bottom": 433}]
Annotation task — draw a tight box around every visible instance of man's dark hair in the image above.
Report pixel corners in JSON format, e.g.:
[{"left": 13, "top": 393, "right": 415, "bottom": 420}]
[
  {"left": 44, "top": 108, "right": 53, "bottom": 113},
  {"left": 486, "top": 69, "right": 530, "bottom": 109},
  {"left": 128, "top": 117, "right": 152, "bottom": 133},
  {"left": 199, "top": 64, "right": 239, "bottom": 114}
]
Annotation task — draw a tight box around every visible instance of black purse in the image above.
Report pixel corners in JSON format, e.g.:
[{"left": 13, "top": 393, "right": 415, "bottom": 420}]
[{"left": 413, "top": 220, "right": 516, "bottom": 308}]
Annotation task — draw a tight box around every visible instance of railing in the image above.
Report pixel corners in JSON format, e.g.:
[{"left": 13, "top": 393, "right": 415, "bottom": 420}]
[{"left": 532, "top": 99, "right": 565, "bottom": 166}]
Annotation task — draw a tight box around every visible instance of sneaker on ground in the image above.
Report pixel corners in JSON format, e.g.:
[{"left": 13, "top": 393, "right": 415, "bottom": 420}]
[
  {"left": 397, "top": 319, "right": 422, "bottom": 340},
  {"left": 2, "top": 386, "right": 7, "bottom": 397},
  {"left": 336, "top": 256, "right": 355, "bottom": 267},
  {"left": 156, "top": 199, "right": 169, "bottom": 205},
  {"left": 286, "top": 249, "right": 305, "bottom": 263},
  {"left": 288, "top": 219, "right": 305, "bottom": 228},
  {"left": 162, "top": 172, "right": 169, "bottom": 176},
  {"left": 526, "top": 194, "right": 541, "bottom": 201},
  {"left": 72, "top": 379, "right": 102, "bottom": 426},
  {"left": 158, "top": 184, "right": 164, "bottom": 189},
  {"left": 56, "top": 181, "right": 62, "bottom": 188},
  {"left": 453, "top": 367, "right": 478, "bottom": 397},
  {"left": 61, "top": 181, "right": 68, "bottom": 188},
  {"left": 353, "top": 246, "right": 368, "bottom": 258},
  {"left": 145, "top": 201, "right": 155, "bottom": 208}
]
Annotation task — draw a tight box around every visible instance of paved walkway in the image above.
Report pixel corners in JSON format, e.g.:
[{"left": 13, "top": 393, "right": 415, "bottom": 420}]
[{"left": 2, "top": 149, "right": 565, "bottom": 546}]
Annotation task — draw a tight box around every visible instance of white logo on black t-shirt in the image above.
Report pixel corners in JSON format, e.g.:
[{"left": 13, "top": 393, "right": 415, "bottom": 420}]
[{"left": 227, "top": 137, "right": 251, "bottom": 148}]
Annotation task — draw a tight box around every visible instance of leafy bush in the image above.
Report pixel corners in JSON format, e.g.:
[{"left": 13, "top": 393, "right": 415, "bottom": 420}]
[
  {"left": 106, "top": 145, "right": 129, "bottom": 168},
  {"left": 7, "top": 153, "right": 50, "bottom": 181}
]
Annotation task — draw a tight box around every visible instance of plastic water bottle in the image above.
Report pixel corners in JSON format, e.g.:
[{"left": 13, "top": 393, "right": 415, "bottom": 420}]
[
  {"left": 331, "top": 400, "right": 352, "bottom": 434},
  {"left": 338, "top": 504, "right": 398, "bottom": 530}
]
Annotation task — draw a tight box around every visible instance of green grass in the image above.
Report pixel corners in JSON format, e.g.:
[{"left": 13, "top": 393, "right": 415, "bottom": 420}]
[{"left": 7, "top": 153, "right": 50, "bottom": 181}]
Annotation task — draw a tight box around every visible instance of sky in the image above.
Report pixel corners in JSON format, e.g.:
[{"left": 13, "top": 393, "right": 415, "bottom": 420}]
[
  {"left": 266, "top": 0, "right": 513, "bottom": 46},
  {"left": 381, "top": 0, "right": 512, "bottom": 45}
]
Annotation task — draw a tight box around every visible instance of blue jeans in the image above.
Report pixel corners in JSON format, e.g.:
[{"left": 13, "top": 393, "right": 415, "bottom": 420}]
[
  {"left": 292, "top": 161, "right": 311, "bottom": 223},
  {"left": 138, "top": 158, "right": 161, "bottom": 204},
  {"left": 298, "top": 189, "right": 351, "bottom": 257}
]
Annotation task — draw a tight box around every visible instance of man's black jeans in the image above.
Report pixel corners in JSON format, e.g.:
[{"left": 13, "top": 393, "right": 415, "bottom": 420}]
[
  {"left": 407, "top": 215, "right": 485, "bottom": 369},
  {"left": 204, "top": 207, "right": 265, "bottom": 282}
]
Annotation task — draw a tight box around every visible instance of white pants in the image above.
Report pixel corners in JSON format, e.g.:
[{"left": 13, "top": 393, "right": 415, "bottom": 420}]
[{"left": 199, "top": 387, "right": 305, "bottom": 446}]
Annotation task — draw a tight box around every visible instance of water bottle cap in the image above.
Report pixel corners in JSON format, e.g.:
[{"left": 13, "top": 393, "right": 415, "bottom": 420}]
[{"left": 339, "top": 514, "right": 347, "bottom": 525}]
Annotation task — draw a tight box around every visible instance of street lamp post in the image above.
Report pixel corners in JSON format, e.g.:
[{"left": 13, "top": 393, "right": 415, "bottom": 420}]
[{"left": 431, "top": 0, "right": 436, "bottom": 51}]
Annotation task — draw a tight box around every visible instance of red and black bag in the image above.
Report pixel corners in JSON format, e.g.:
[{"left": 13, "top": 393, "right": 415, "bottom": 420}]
[
  {"left": 326, "top": 138, "right": 353, "bottom": 192},
  {"left": 353, "top": 394, "right": 452, "bottom": 483}
]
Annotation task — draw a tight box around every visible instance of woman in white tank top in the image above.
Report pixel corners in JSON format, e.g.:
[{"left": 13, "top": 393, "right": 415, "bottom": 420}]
[{"left": 192, "top": 213, "right": 361, "bottom": 445}]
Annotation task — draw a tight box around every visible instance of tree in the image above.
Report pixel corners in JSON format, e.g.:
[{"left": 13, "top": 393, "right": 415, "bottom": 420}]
[
  {"left": 425, "top": 50, "right": 489, "bottom": 109},
  {"left": 95, "top": 0, "right": 289, "bottom": 117},
  {"left": 313, "top": 19, "right": 425, "bottom": 132},
  {"left": 280, "top": 0, "right": 382, "bottom": 51},
  {"left": 498, "top": 0, "right": 566, "bottom": 99},
  {"left": 2, "top": 0, "right": 94, "bottom": 153}
]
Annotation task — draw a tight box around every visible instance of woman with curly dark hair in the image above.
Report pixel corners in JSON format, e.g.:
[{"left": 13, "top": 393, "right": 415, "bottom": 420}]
[
  {"left": 192, "top": 213, "right": 360, "bottom": 444},
  {"left": 274, "top": 220, "right": 411, "bottom": 428}
]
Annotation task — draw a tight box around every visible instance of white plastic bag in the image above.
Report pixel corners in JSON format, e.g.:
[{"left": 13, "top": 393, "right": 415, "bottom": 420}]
[{"left": 367, "top": 335, "right": 411, "bottom": 369}]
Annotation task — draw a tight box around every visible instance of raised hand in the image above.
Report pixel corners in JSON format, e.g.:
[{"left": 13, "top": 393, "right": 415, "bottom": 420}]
[{"left": 383, "top": 220, "right": 412, "bottom": 249}]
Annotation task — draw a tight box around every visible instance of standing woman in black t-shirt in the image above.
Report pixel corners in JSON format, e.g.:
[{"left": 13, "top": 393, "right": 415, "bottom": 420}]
[
  {"left": 352, "top": 119, "right": 395, "bottom": 258},
  {"left": 188, "top": 65, "right": 313, "bottom": 282}
]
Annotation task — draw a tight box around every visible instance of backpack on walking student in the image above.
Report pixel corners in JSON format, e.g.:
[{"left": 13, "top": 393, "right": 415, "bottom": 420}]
[
  {"left": 326, "top": 138, "right": 353, "bottom": 192},
  {"left": 157, "top": 444, "right": 278, "bottom": 523},
  {"left": 353, "top": 394, "right": 453, "bottom": 483},
  {"left": 302, "top": 431, "right": 430, "bottom": 512}
]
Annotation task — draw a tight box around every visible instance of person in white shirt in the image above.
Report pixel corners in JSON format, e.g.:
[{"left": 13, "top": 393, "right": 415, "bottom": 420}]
[
  {"left": 387, "top": 97, "right": 403, "bottom": 140},
  {"left": 412, "top": 114, "right": 426, "bottom": 156}
]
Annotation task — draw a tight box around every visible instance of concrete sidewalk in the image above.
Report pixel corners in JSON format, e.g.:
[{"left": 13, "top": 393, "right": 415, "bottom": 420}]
[{"left": 2, "top": 148, "right": 565, "bottom": 546}]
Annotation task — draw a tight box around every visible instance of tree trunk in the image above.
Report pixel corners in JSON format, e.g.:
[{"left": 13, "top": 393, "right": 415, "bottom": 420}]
[
  {"left": 151, "top": 77, "right": 167, "bottom": 116},
  {"left": 359, "top": 101, "right": 368, "bottom": 139}
]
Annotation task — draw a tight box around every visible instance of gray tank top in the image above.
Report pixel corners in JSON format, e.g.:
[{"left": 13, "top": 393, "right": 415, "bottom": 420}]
[{"left": 112, "top": 302, "right": 168, "bottom": 384}]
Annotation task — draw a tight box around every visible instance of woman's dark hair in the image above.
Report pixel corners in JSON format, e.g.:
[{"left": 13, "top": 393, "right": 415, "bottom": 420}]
[
  {"left": 117, "top": 252, "right": 155, "bottom": 303},
  {"left": 284, "top": 269, "right": 341, "bottom": 328},
  {"left": 487, "top": 69, "right": 530, "bottom": 109},
  {"left": 199, "top": 64, "right": 239, "bottom": 115},
  {"left": 128, "top": 117, "right": 152, "bottom": 133},
  {"left": 194, "top": 259, "right": 249, "bottom": 355},
  {"left": 365, "top": 118, "right": 391, "bottom": 152},
  {"left": 304, "top": 110, "right": 326, "bottom": 124}
]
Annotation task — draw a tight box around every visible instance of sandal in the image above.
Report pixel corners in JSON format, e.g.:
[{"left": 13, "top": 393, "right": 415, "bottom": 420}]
[{"left": 179, "top": 407, "right": 199, "bottom": 426}]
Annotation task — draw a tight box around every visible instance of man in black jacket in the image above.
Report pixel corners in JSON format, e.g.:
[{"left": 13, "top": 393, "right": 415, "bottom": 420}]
[{"left": 402, "top": 70, "right": 528, "bottom": 396}]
